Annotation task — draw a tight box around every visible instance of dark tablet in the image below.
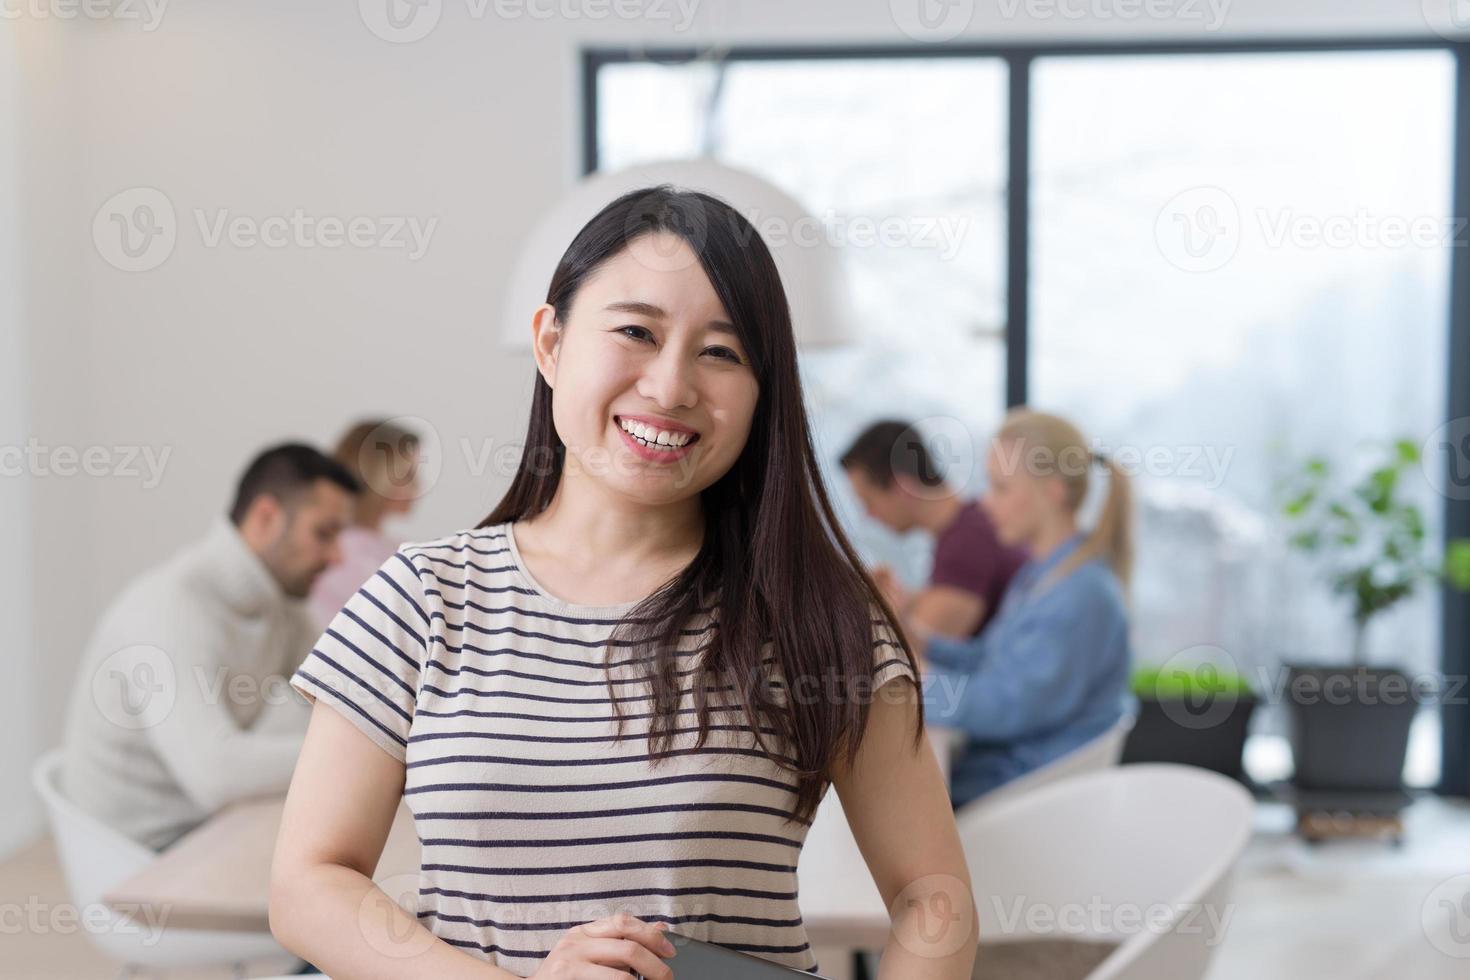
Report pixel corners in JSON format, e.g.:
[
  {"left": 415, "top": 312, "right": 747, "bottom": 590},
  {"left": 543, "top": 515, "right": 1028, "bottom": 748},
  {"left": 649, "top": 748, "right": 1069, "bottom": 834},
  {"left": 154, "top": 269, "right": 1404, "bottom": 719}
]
[{"left": 649, "top": 930, "right": 832, "bottom": 979}]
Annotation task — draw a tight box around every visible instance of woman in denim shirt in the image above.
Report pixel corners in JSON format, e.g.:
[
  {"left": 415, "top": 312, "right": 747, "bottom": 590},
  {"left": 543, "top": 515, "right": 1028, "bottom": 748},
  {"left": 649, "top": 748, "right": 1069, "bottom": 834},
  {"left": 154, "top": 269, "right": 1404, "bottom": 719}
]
[{"left": 910, "top": 408, "right": 1136, "bottom": 809}]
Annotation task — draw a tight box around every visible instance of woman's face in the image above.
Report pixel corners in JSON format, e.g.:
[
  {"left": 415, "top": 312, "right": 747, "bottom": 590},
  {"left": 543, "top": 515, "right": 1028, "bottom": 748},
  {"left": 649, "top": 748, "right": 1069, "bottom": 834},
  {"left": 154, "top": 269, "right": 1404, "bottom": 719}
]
[
  {"left": 532, "top": 232, "right": 760, "bottom": 507},
  {"left": 981, "top": 438, "right": 1053, "bottom": 547}
]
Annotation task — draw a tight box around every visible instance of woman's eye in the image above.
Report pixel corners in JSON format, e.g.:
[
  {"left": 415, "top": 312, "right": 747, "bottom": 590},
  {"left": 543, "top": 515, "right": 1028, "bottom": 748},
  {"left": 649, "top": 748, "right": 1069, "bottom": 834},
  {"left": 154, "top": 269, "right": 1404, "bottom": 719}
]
[
  {"left": 705, "top": 346, "right": 742, "bottom": 363},
  {"left": 618, "top": 325, "right": 654, "bottom": 342}
]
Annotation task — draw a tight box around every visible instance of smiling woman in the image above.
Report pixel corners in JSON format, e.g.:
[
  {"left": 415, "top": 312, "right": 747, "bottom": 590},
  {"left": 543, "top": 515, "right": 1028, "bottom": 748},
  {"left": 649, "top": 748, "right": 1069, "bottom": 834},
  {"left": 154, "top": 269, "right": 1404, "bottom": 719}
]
[{"left": 268, "top": 186, "right": 977, "bottom": 980}]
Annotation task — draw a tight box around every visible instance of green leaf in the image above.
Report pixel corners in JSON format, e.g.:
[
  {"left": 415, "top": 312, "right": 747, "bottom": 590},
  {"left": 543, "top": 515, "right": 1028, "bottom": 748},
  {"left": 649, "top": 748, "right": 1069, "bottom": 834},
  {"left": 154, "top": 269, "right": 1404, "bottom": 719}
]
[
  {"left": 1395, "top": 439, "right": 1421, "bottom": 465},
  {"left": 1446, "top": 539, "right": 1470, "bottom": 591}
]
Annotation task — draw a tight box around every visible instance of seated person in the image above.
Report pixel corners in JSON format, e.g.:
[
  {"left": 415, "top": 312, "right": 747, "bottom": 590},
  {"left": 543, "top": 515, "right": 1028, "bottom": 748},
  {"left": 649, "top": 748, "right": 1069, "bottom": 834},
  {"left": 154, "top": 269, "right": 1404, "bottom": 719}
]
[
  {"left": 908, "top": 409, "right": 1135, "bottom": 809},
  {"left": 841, "top": 419, "right": 1026, "bottom": 638},
  {"left": 308, "top": 419, "right": 422, "bottom": 628},
  {"left": 61, "top": 443, "right": 357, "bottom": 850}
]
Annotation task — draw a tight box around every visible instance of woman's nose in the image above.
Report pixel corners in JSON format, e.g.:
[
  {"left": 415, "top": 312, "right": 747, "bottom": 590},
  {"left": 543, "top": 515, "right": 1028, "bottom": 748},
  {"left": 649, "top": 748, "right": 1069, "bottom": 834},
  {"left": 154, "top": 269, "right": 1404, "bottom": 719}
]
[{"left": 638, "top": 349, "right": 699, "bottom": 410}]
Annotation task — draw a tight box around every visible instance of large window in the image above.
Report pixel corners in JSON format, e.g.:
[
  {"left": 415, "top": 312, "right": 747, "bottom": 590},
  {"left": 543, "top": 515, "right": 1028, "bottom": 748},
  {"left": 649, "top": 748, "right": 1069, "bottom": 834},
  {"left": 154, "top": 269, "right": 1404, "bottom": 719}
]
[
  {"left": 596, "top": 57, "right": 1008, "bottom": 571},
  {"left": 590, "top": 44, "right": 1462, "bottom": 789},
  {"left": 1030, "top": 51, "right": 1454, "bottom": 785}
]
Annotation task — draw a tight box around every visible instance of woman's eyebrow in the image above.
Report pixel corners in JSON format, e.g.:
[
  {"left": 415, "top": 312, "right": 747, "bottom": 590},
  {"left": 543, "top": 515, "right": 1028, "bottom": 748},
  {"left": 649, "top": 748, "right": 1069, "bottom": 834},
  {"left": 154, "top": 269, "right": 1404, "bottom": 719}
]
[{"left": 604, "top": 300, "right": 737, "bottom": 336}]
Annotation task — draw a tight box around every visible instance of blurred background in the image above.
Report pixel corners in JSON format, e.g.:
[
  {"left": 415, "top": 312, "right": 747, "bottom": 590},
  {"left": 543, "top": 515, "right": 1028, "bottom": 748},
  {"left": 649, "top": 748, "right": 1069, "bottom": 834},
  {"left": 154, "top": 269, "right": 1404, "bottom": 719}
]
[{"left": 3, "top": 2, "right": 1470, "bottom": 979}]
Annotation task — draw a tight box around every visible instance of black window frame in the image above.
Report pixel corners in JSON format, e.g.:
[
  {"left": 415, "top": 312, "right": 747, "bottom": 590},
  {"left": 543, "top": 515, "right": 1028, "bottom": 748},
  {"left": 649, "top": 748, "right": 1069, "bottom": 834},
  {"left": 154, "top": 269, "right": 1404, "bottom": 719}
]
[{"left": 583, "top": 36, "right": 1470, "bottom": 798}]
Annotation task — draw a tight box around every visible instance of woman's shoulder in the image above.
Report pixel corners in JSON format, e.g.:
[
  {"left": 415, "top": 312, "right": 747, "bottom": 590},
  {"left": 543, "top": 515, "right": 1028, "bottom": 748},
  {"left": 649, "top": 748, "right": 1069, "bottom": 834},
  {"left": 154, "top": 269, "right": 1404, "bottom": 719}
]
[{"left": 391, "top": 524, "right": 517, "bottom": 580}]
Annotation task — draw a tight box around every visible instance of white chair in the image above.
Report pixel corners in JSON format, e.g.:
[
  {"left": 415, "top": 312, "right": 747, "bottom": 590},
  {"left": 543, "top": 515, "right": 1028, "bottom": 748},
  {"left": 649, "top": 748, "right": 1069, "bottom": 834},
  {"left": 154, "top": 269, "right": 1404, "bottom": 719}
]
[
  {"left": 31, "top": 748, "right": 297, "bottom": 978},
  {"left": 961, "top": 714, "right": 1136, "bottom": 814},
  {"left": 957, "top": 763, "right": 1254, "bottom": 980}
]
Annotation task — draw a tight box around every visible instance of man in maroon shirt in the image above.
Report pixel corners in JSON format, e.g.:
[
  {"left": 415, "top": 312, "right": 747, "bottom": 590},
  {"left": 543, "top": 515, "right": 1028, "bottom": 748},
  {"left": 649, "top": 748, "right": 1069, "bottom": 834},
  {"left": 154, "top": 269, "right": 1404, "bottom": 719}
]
[{"left": 841, "top": 419, "right": 1027, "bottom": 639}]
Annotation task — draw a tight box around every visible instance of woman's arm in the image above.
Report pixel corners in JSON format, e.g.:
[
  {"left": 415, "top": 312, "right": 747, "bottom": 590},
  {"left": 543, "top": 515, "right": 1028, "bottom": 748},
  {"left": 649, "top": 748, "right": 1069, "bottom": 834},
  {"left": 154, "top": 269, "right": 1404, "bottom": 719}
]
[
  {"left": 269, "top": 702, "right": 677, "bottom": 980},
  {"left": 268, "top": 701, "right": 515, "bottom": 980},
  {"left": 830, "top": 681, "right": 978, "bottom": 979}
]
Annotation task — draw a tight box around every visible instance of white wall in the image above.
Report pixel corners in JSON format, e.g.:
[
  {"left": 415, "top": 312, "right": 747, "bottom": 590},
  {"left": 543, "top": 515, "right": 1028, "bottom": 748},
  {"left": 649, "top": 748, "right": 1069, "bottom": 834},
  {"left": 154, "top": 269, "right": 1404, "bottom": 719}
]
[
  {"left": 4, "top": 0, "right": 1454, "bottom": 854},
  {"left": 0, "top": 21, "right": 38, "bottom": 857}
]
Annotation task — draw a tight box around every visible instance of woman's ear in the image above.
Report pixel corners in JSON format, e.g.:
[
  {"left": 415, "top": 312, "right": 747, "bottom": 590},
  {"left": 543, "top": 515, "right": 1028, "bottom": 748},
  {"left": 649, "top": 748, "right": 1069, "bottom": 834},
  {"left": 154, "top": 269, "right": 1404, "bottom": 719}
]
[{"left": 530, "top": 304, "right": 562, "bottom": 388}]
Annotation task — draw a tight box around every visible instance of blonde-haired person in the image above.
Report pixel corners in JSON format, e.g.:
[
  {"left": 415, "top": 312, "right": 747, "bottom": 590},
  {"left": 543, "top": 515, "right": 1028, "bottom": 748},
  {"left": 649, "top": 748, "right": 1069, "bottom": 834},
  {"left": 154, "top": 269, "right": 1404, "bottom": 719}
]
[
  {"left": 909, "top": 408, "right": 1135, "bottom": 809},
  {"left": 307, "top": 420, "right": 422, "bottom": 627}
]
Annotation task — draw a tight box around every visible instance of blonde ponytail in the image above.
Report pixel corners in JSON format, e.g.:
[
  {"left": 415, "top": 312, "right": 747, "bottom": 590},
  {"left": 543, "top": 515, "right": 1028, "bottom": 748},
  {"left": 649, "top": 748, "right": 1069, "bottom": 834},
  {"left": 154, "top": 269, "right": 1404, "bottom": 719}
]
[{"left": 993, "top": 408, "right": 1134, "bottom": 591}]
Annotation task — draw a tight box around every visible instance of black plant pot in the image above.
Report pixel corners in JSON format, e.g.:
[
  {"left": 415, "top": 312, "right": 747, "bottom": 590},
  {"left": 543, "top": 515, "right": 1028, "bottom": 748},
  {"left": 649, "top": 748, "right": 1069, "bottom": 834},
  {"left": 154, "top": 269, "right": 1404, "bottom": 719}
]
[
  {"left": 1121, "top": 692, "right": 1258, "bottom": 783},
  {"left": 1284, "top": 664, "right": 1423, "bottom": 793}
]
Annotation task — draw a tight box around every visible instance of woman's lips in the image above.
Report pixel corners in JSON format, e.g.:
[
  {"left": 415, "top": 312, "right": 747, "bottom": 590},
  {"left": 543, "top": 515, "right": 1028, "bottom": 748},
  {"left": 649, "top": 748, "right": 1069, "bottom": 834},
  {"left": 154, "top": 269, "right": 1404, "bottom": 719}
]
[{"left": 614, "top": 417, "right": 700, "bottom": 464}]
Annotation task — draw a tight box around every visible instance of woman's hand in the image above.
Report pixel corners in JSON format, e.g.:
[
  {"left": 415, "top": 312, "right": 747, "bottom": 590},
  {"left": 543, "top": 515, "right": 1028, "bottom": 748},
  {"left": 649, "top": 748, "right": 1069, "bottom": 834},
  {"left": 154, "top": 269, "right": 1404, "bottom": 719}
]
[{"left": 532, "top": 913, "right": 676, "bottom": 979}]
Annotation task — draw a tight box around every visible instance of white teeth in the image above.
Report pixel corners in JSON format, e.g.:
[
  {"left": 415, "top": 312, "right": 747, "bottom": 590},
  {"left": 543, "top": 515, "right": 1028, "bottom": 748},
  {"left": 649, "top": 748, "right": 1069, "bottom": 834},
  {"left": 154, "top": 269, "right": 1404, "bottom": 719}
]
[{"left": 618, "top": 417, "right": 695, "bottom": 451}]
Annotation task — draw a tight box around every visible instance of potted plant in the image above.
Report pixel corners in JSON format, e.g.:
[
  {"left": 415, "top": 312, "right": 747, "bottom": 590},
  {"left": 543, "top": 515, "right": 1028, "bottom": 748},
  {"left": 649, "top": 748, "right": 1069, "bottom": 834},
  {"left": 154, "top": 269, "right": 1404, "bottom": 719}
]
[
  {"left": 1279, "top": 439, "right": 1470, "bottom": 799},
  {"left": 1121, "top": 661, "right": 1259, "bottom": 786}
]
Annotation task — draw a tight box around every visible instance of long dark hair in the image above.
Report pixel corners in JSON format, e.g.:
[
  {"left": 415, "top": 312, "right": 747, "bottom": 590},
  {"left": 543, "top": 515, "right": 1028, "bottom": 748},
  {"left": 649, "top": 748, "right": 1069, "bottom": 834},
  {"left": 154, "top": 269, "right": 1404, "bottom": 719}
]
[{"left": 480, "top": 185, "right": 922, "bottom": 824}]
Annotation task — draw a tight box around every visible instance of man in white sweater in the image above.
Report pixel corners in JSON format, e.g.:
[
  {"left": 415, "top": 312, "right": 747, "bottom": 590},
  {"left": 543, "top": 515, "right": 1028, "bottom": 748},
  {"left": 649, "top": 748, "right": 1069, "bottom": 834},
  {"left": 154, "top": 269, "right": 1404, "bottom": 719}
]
[{"left": 62, "top": 443, "right": 360, "bottom": 850}]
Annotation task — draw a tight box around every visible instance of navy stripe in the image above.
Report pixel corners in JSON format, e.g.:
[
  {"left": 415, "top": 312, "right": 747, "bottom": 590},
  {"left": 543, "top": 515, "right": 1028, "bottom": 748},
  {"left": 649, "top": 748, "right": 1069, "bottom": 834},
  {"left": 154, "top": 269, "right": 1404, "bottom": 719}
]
[
  {"left": 415, "top": 703, "right": 755, "bottom": 724},
  {"left": 404, "top": 771, "right": 798, "bottom": 797},
  {"left": 425, "top": 636, "right": 710, "bottom": 672},
  {"left": 304, "top": 653, "right": 413, "bottom": 723},
  {"left": 407, "top": 723, "right": 780, "bottom": 745},
  {"left": 295, "top": 669, "right": 407, "bottom": 747},
  {"left": 421, "top": 857, "right": 798, "bottom": 877},
  {"left": 419, "top": 908, "right": 804, "bottom": 932},
  {"left": 421, "top": 883, "right": 798, "bottom": 904},
  {"left": 405, "top": 745, "right": 797, "bottom": 771},
  {"left": 420, "top": 655, "right": 775, "bottom": 687},
  {"left": 410, "top": 552, "right": 519, "bottom": 577},
  {"left": 419, "top": 829, "right": 803, "bottom": 849},
  {"left": 402, "top": 539, "right": 509, "bottom": 559},
  {"left": 371, "top": 561, "right": 431, "bottom": 634},
  {"left": 339, "top": 608, "right": 421, "bottom": 676},
  {"left": 412, "top": 802, "right": 809, "bottom": 825},
  {"left": 322, "top": 628, "right": 417, "bottom": 698},
  {"left": 418, "top": 681, "right": 756, "bottom": 705}
]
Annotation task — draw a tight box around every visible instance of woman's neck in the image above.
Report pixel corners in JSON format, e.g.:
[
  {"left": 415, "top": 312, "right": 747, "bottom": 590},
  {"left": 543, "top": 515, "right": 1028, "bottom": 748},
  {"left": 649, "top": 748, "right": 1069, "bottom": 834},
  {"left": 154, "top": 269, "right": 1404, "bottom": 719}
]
[
  {"left": 1027, "top": 516, "right": 1079, "bottom": 564},
  {"left": 522, "top": 472, "right": 705, "bottom": 573}
]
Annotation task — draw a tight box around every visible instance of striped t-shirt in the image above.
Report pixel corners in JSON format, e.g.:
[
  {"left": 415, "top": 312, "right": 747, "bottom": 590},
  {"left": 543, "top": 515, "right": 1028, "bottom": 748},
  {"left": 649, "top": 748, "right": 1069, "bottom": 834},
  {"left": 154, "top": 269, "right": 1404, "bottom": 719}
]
[{"left": 289, "top": 521, "right": 916, "bottom": 977}]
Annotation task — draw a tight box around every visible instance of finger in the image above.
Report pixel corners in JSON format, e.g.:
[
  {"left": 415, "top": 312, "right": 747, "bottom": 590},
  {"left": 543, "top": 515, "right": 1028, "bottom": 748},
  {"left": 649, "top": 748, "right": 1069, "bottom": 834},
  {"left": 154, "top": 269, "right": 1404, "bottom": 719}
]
[
  {"left": 582, "top": 914, "right": 675, "bottom": 956},
  {"left": 577, "top": 937, "right": 674, "bottom": 979}
]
